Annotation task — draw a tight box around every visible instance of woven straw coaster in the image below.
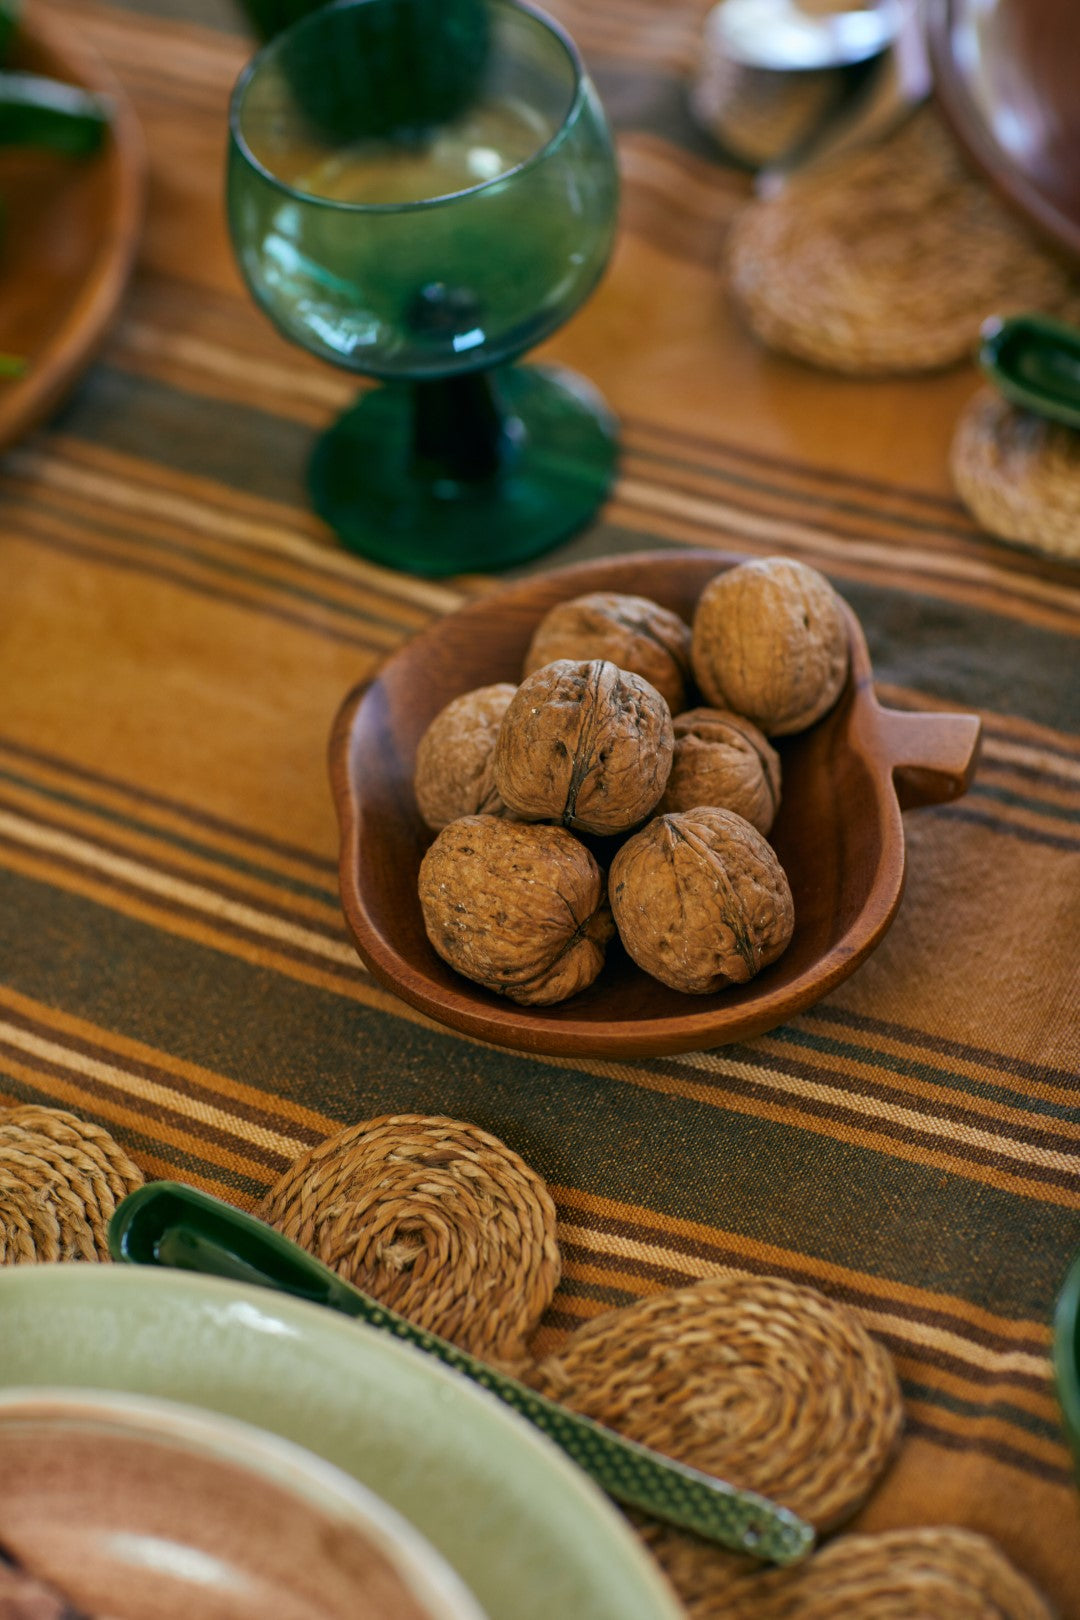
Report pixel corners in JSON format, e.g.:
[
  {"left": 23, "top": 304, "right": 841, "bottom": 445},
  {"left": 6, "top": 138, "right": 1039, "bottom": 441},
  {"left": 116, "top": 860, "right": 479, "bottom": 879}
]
[
  {"left": 657, "top": 1527, "right": 1054, "bottom": 1620},
  {"left": 259, "top": 1114, "right": 560, "bottom": 1364},
  {"left": 530, "top": 1274, "right": 902, "bottom": 1530},
  {"left": 951, "top": 387, "right": 1080, "bottom": 562},
  {"left": 0, "top": 1104, "right": 143, "bottom": 1264},
  {"left": 728, "top": 109, "right": 1074, "bottom": 375}
]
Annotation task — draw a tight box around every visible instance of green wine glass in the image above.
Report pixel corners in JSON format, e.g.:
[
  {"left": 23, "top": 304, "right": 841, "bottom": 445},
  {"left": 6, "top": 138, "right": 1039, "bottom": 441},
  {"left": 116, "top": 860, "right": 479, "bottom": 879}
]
[{"left": 227, "top": 0, "right": 619, "bottom": 576}]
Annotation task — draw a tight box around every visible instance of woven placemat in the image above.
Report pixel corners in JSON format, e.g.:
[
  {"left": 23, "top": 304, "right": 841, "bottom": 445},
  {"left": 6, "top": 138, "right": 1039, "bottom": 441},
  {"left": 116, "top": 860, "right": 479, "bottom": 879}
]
[
  {"left": 951, "top": 387, "right": 1080, "bottom": 562},
  {"left": 657, "top": 1526, "right": 1055, "bottom": 1620},
  {"left": 259, "top": 1114, "right": 561, "bottom": 1364},
  {"left": 0, "top": 1104, "right": 143, "bottom": 1264},
  {"left": 728, "top": 109, "right": 1074, "bottom": 375},
  {"left": 530, "top": 1274, "right": 903, "bottom": 1530}
]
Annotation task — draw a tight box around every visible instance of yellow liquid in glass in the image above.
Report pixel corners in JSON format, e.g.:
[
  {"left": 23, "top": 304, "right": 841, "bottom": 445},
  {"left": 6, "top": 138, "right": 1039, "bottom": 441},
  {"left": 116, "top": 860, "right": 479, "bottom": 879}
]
[{"left": 292, "top": 96, "right": 555, "bottom": 205}]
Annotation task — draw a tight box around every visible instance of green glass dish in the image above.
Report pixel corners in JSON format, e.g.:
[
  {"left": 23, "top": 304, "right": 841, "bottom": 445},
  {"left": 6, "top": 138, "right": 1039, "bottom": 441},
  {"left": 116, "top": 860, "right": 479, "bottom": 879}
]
[
  {"left": 226, "top": 0, "right": 619, "bottom": 576},
  {"left": 979, "top": 312, "right": 1080, "bottom": 432},
  {"left": 1053, "top": 1248, "right": 1080, "bottom": 1478}
]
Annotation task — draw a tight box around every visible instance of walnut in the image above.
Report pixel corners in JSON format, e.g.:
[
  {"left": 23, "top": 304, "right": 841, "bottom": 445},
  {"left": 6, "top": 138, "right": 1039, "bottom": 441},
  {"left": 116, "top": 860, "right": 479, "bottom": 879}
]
[
  {"left": 524, "top": 593, "right": 693, "bottom": 713},
  {"left": 418, "top": 816, "right": 613, "bottom": 1006},
  {"left": 659, "top": 707, "right": 781, "bottom": 835},
  {"left": 414, "top": 683, "right": 516, "bottom": 831},
  {"left": 493, "top": 659, "right": 674, "bottom": 836},
  {"left": 609, "top": 807, "right": 794, "bottom": 994},
  {"left": 691, "top": 557, "right": 849, "bottom": 735}
]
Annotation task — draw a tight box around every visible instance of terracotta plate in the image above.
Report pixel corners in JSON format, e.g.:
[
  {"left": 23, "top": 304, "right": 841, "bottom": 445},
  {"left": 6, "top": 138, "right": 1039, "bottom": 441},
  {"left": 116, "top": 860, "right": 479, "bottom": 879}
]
[
  {"left": 0, "top": 11, "right": 143, "bottom": 451},
  {"left": 330, "top": 551, "right": 981, "bottom": 1058},
  {"left": 927, "top": 0, "right": 1080, "bottom": 263}
]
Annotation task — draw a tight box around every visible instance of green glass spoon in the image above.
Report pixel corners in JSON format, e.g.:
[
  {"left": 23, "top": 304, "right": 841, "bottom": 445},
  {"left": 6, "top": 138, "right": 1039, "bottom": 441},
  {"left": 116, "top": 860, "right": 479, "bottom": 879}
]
[
  {"left": 1053, "top": 1247, "right": 1080, "bottom": 1481},
  {"left": 979, "top": 313, "right": 1080, "bottom": 431},
  {"left": 109, "top": 1181, "right": 814, "bottom": 1566}
]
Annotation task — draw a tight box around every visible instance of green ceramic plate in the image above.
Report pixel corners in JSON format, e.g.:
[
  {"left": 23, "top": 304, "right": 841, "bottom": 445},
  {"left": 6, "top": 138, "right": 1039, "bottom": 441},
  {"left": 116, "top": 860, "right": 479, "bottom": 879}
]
[{"left": 0, "top": 1265, "right": 683, "bottom": 1620}]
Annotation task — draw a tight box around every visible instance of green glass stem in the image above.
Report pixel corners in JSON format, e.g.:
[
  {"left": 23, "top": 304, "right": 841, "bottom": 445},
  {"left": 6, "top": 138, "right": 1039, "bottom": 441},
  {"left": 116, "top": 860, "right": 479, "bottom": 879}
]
[
  {"left": 308, "top": 363, "right": 617, "bottom": 577},
  {"left": 411, "top": 371, "right": 516, "bottom": 485}
]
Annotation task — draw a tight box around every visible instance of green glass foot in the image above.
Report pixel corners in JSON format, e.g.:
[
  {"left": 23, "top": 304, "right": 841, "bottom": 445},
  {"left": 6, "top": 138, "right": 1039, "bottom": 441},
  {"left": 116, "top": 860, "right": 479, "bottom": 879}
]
[{"left": 308, "top": 364, "right": 618, "bottom": 577}]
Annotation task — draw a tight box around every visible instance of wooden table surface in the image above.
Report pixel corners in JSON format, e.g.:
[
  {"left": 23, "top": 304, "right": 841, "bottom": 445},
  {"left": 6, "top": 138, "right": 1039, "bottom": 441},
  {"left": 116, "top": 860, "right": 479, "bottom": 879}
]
[{"left": 3, "top": 0, "right": 1079, "bottom": 1612}]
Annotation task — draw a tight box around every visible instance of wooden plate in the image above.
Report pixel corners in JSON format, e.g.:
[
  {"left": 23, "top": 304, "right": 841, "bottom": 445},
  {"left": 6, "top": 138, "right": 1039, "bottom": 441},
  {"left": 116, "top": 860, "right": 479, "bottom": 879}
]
[
  {"left": 927, "top": 0, "right": 1080, "bottom": 263},
  {"left": 329, "top": 552, "right": 981, "bottom": 1058},
  {"left": 0, "top": 10, "right": 143, "bottom": 451}
]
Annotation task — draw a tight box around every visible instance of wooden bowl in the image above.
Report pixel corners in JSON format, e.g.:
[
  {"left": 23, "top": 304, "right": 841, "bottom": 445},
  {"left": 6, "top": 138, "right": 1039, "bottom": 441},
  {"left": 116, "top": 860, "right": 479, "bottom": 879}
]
[
  {"left": 330, "top": 552, "right": 981, "bottom": 1058},
  {"left": 927, "top": 0, "right": 1080, "bottom": 263},
  {"left": 0, "top": 12, "right": 144, "bottom": 453}
]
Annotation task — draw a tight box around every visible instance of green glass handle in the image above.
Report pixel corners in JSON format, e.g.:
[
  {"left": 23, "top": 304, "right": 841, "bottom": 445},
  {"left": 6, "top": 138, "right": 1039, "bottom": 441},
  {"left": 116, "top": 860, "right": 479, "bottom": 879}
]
[
  {"left": 108, "top": 1182, "right": 814, "bottom": 1566},
  {"left": 979, "top": 312, "right": 1080, "bottom": 431}
]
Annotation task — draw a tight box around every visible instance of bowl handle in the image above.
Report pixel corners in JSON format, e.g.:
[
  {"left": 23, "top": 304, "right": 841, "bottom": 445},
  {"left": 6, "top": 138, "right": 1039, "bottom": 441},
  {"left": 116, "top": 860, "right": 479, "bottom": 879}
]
[{"left": 873, "top": 704, "right": 982, "bottom": 811}]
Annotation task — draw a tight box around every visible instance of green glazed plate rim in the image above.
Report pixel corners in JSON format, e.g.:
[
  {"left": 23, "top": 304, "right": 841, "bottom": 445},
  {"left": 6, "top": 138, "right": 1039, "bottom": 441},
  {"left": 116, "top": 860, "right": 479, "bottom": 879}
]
[{"left": 0, "top": 1264, "right": 683, "bottom": 1620}]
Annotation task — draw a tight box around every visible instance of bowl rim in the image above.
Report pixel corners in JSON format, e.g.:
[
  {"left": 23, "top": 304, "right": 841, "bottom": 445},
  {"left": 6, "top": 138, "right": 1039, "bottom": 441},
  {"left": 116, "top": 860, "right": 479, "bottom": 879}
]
[
  {"left": 0, "top": 1385, "right": 486, "bottom": 1620},
  {"left": 926, "top": 0, "right": 1080, "bottom": 264},
  {"left": 329, "top": 548, "right": 970, "bottom": 1057}
]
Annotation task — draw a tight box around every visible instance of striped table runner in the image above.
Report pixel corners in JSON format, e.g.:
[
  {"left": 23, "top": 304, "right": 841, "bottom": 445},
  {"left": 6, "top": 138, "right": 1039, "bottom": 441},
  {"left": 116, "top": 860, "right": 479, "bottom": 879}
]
[{"left": 3, "top": 0, "right": 1079, "bottom": 1608}]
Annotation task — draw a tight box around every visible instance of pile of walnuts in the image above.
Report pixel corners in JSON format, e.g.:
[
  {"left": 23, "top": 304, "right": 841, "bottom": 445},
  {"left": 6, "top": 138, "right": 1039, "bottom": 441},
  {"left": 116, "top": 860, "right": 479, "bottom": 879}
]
[{"left": 415, "top": 557, "right": 849, "bottom": 1006}]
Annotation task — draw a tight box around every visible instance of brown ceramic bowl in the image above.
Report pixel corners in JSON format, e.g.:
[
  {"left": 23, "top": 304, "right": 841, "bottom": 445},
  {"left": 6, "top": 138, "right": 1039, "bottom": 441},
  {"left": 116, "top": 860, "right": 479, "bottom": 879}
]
[
  {"left": 330, "top": 551, "right": 980, "bottom": 1058},
  {"left": 928, "top": 0, "right": 1080, "bottom": 263},
  {"left": 0, "top": 1388, "right": 485, "bottom": 1620}
]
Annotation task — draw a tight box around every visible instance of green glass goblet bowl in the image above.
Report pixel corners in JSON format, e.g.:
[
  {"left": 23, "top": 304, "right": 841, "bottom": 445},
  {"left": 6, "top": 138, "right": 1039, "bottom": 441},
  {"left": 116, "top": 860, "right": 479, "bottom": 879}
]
[{"left": 227, "top": 0, "right": 619, "bottom": 576}]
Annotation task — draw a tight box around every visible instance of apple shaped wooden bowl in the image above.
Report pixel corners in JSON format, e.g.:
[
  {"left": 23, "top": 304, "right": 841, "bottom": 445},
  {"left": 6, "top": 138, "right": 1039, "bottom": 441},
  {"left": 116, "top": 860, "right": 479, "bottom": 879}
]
[{"left": 330, "top": 552, "right": 981, "bottom": 1058}]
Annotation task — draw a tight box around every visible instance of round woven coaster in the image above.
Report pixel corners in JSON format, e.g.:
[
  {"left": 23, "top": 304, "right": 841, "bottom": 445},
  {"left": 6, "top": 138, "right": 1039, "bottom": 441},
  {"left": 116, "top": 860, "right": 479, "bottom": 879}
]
[
  {"left": 530, "top": 1275, "right": 902, "bottom": 1530},
  {"left": 718, "top": 1527, "right": 1052, "bottom": 1620},
  {"left": 259, "top": 1114, "right": 561, "bottom": 1363},
  {"left": 951, "top": 387, "right": 1080, "bottom": 562},
  {"left": 728, "top": 110, "right": 1074, "bottom": 375},
  {"left": 0, "top": 1104, "right": 143, "bottom": 1264},
  {"left": 634, "top": 1522, "right": 756, "bottom": 1620}
]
